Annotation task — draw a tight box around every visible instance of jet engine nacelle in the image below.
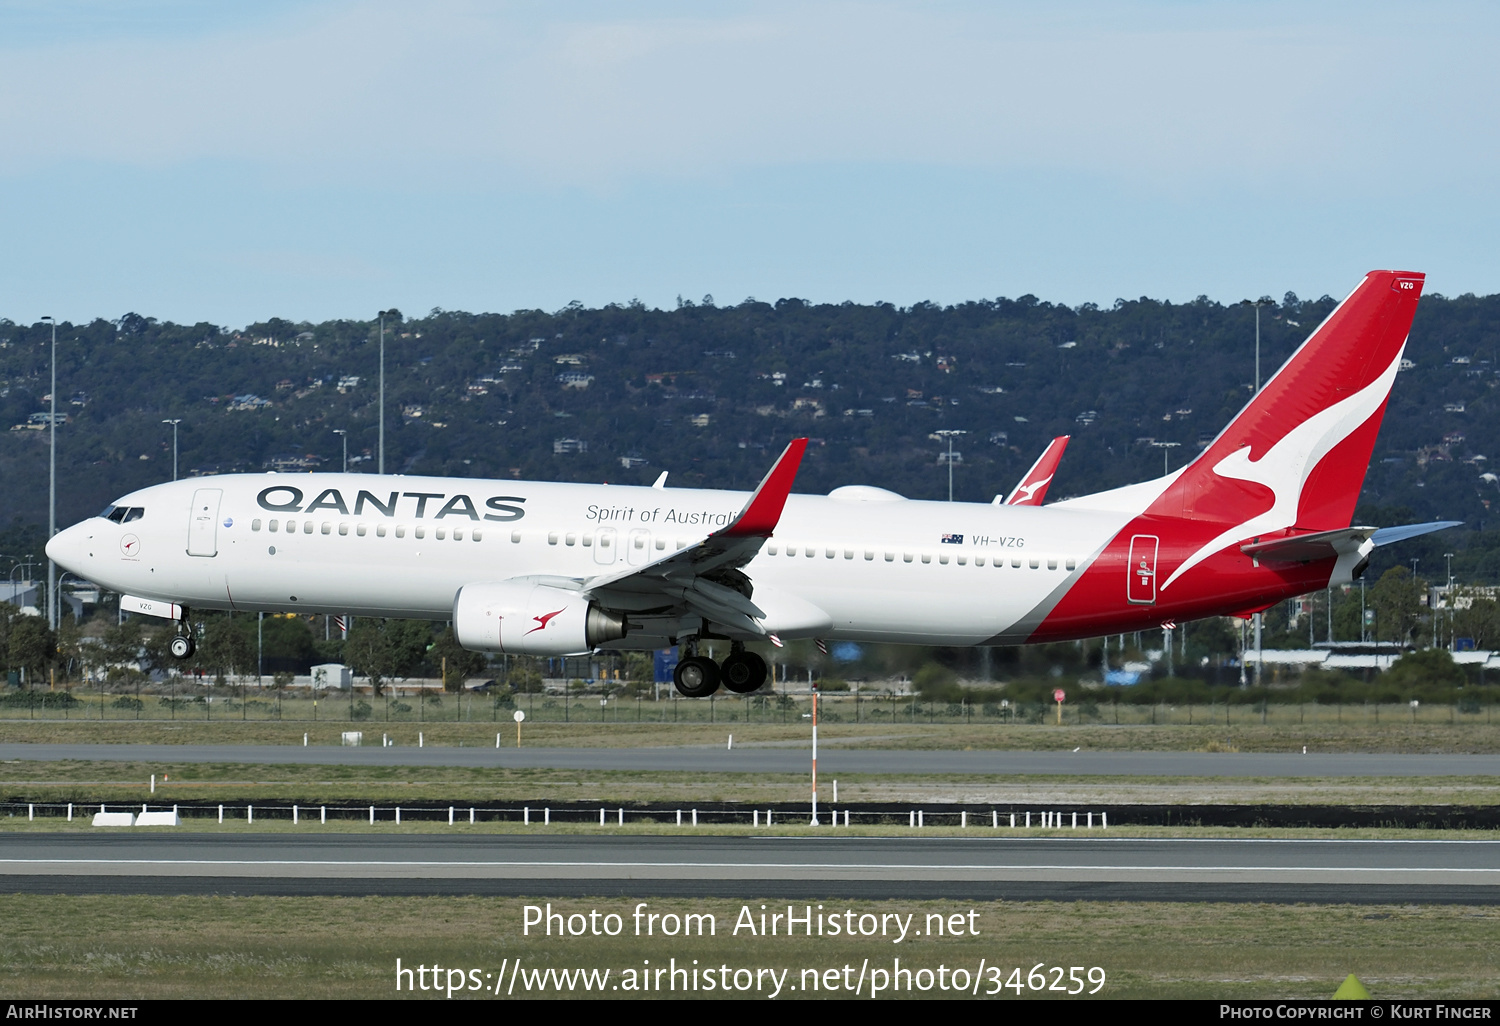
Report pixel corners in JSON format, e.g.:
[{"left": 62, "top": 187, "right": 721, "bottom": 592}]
[{"left": 452, "top": 581, "right": 628, "bottom": 656}]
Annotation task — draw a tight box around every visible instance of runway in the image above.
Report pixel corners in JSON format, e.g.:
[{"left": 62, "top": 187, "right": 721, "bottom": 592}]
[
  {"left": 4, "top": 743, "right": 1498, "bottom": 776},
  {"left": 4, "top": 833, "right": 1498, "bottom": 902}
]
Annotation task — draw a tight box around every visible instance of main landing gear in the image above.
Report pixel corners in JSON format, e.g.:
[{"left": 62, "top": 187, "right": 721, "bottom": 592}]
[{"left": 672, "top": 642, "right": 768, "bottom": 698}]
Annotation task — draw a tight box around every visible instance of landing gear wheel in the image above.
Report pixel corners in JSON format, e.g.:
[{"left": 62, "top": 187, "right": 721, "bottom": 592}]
[
  {"left": 720, "top": 651, "right": 767, "bottom": 694},
  {"left": 169, "top": 635, "right": 195, "bottom": 660},
  {"left": 674, "top": 655, "right": 721, "bottom": 698}
]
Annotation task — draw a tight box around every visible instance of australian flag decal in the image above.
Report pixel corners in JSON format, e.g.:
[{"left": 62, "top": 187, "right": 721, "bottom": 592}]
[{"left": 941, "top": 533, "right": 963, "bottom": 544}]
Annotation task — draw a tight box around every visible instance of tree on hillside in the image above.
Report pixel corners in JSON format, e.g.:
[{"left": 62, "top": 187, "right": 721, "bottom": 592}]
[{"left": 1369, "top": 567, "right": 1426, "bottom": 645}]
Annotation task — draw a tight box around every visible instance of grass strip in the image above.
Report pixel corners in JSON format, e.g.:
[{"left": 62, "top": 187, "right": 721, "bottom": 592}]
[{"left": 0, "top": 895, "right": 1494, "bottom": 999}]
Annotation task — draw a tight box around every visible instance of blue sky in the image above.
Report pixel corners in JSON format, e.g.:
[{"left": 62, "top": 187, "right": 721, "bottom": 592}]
[{"left": 2, "top": 1, "right": 1497, "bottom": 325}]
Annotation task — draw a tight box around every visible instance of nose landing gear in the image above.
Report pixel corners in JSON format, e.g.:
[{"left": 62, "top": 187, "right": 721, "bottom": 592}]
[{"left": 169, "top": 610, "right": 196, "bottom": 660}]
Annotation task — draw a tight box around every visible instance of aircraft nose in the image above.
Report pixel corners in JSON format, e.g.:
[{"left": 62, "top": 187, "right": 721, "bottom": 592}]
[{"left": 45, "top": 524, "right": 87, "bottom": 571}]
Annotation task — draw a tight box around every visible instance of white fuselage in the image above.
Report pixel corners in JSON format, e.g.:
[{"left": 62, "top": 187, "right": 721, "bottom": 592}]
[{"left": 48, "top": 472, "right": 1137, "bottom": 646}]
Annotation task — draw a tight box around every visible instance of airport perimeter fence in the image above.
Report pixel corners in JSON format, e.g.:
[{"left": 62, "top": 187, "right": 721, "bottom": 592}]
[
  {"left": 5, "top": 800, "right": 1497, "bottom": 830},
  {"left": 1, "top": 687, "right": 1498, "bottom": 727},
  {"left": 1, "top": 799, "right": 1110, "bottom": 830}
]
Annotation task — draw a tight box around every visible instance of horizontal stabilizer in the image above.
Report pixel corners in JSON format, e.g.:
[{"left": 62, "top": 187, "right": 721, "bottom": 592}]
[
  {"left": 1240, "top": 520, "right": 1462, "bottom": 566},
  {"left": 1240, "top": 527, "right": 1376, "bottom": 564},
  {"left": 1370, "top": 521, "right": 1463, "bottom": 547}
]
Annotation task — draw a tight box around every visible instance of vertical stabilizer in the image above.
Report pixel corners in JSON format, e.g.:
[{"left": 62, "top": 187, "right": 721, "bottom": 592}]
[
  {"left": 1003, "top": 435, "right": 1070, "bottom": 506},
  {"left": 1151, "top": 270, "right": 1424, "bottom": 590}
]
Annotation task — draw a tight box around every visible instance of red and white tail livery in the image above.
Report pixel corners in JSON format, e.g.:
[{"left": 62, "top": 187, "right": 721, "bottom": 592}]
[
  {"left": 1002, "top": 435, "right": 1070, "bottom": 506},
  {"left": 47, "top": 270, "right": 1456, "bottom": 696}
]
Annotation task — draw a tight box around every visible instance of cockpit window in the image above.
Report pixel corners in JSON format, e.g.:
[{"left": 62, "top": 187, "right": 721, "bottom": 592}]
[
  {"left": 99, "top": 506, "right": 118, "bottom": 520},
  {"left": 122, "top": 507, "right": 145, "bottom": 523},
  {"left": 102, "top": 506, "right": 144, "bottom": 524}
]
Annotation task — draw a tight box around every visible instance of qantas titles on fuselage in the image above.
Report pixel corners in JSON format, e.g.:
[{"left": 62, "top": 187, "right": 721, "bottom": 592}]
[
  {"left": 255, "top": 485, "right": 528, "bottom": 522},
  {"left": 255, "top": 485, "right": 752, "bottom": 531}
]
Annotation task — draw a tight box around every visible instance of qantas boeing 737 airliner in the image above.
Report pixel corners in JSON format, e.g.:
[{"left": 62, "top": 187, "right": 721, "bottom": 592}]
[{"left": 46, "top": 270, "right": 1455, "bottom": 696}]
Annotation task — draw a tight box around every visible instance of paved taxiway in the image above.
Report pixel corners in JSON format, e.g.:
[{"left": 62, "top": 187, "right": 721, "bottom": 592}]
[
  {"left": 3, "top": 744, "right": 1497, "bottom": 776},
  {"left": 3, "top": 834, "right": 1497, "bottom": 902}
]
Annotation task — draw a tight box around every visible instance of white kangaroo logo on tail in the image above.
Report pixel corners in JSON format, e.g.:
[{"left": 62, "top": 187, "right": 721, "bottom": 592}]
[
  {"left": 1014, "top": 474, "right": 1054, "bottom": 504},
  {"left": 1160, "top": 345, "right": 1405, "bottom": 592}
]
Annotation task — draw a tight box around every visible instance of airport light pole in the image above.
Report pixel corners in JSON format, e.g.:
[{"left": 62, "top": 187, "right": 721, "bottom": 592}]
[
  {"left": 42, "top": 316, "right": 57, "bottom": 630},
  {"left": 1151, "top": 440, "right": 1181, "bottom": 476},
  {"left": 1445, "top": 551, "right": 1455, "bottom": 650},
  {"left": 1241, "top": 298, "right": 1272, "bottom": 394},
  {"left": 1240, "top": 298, "right": 1271, "bottom": 681},
  {"left": 162, "top": 419, "right": 182, "bottom": 481},
  {"left": 935, "top": 429, "right": 965, "bottom": 501},
  {"left": 378, "top": 311, "right": 389, "bottom": 475},
  {"left": 333, "top": 429, "right": 348, "bottom": 473}
]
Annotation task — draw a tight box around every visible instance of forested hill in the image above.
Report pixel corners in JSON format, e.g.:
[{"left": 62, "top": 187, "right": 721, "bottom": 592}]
[{"left": 2, "top": 289, "right": 1499, "bottom": 576}]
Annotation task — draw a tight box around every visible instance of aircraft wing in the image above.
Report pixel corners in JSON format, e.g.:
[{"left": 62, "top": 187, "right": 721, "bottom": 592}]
[
  {"left": 999, "top": 435, "right": 1070, "bottom": 506},
  {"left": 579, "top": 438, "right": 809, "bottom": 636}
]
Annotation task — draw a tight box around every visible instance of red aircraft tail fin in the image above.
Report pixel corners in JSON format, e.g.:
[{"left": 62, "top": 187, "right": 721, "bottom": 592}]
[
  {"left": 1143, "top": 271, "right": 1424, "bottom": 593},
  {"left": 1167, "top": 270, "right": 1424, "bottom": 532},
  {"left": 1004, "top": 435, "right": 1070, "bottom": 506}
]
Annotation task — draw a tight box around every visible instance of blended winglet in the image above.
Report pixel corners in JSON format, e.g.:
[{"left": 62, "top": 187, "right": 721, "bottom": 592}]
[
  {"left": 719, "top": 438, "right": 809, "bottom": 538},
  {"left": 1004, "top": 435, "right": 1070, "bottom": 506}
]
